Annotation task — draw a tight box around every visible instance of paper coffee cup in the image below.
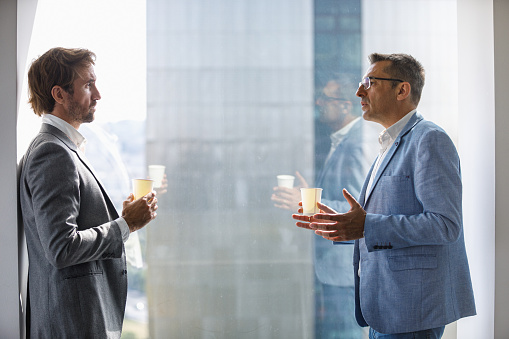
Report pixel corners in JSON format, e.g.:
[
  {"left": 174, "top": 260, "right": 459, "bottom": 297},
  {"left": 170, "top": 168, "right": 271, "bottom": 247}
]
[
  {"left": 132, "top": 179, "right": 154, "bottom": 200},
  {"left": 148, "top": 165, "right": 166, "bottom": 188},
  {"left": 277, "top": 175, "right": 295, "bottom": 188},
  {"left": 300, "top": 188, "right": 323, "bottom": 216}
]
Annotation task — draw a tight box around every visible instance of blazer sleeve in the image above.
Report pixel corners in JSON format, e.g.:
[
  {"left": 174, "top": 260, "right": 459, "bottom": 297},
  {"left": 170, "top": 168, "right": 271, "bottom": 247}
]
[
  {"left": 24, "top": 140, "right": 124, "bottom": 269},
  {"left": 364, "top": 128, "right": 463, "bottom": 250}
]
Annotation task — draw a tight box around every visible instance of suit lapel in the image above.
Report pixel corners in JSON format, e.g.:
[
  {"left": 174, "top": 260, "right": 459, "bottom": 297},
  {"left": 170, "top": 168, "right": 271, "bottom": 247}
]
[
  {"left": 40, "top": 124, "right": 118, "bottom": 215},
  {"left": 359, "top": 162, "right": 374, "bottom": 208},
  {"left": 317, "top": 120, "right": 360, "bottom": 187},
  {"left": 362, "top": 113, "right": 423, "bottom": 206}
]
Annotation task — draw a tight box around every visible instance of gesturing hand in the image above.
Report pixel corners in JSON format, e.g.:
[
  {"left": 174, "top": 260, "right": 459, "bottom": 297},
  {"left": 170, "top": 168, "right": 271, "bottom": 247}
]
[
  {"left": 122, "top": 192, "right": 158, "bottom": 233},
  {"left": 293, "top": 189, "right": 366, "bottom": 241}
]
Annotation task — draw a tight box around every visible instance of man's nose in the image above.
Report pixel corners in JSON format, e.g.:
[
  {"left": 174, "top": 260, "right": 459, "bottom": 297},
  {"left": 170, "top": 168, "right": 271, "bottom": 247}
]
[
  {"left": 93, "top": 87, "right": 101, "bottom": 100},
  {"left": 356, "top": 85, "right": 365, "bottom": 97}
]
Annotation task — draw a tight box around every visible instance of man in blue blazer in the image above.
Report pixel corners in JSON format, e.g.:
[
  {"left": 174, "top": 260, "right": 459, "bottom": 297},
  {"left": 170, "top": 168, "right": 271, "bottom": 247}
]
[
  {"left": 19, "top": 47, "right": 158, "bottom": 338},
  {"left": 293, "top": 53, "right": 476, "bottom": 338}
]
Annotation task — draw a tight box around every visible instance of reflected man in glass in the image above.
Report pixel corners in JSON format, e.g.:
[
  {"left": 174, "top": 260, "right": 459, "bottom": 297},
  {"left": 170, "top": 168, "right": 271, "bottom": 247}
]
[{"left": 272, "top": 74, "right": 378, "bottom": 338}]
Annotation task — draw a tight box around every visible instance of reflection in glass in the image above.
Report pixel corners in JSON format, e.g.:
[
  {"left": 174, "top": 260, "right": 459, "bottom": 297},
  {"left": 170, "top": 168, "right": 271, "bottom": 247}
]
[{"left": 146, "top": 0, "right": 315, "bottom": 337}]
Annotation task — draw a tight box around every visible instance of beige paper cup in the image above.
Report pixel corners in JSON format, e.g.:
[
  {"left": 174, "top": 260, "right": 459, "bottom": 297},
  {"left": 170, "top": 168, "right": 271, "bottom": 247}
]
[
  {"left": 132, "top": 179, "right": 154, "bottom": 200},
  {"left": 300, "top": 188, "right": 323, "bottom": 216},
  {"left": 277, "top": 175, "right": 295, "bottom": 188},
  {"left": 148, "top": 165, "right": 166, "bottom": 188}
]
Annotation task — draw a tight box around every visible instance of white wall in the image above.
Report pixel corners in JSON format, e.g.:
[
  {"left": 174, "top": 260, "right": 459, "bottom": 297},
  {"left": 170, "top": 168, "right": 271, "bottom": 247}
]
[
  {"left": 0, "top": 0, "right": 22, "bottom": 336},
  {"left": 494, "top": 0, "right": 509, "bottom": 338},
  {"left": 457, "top": 0, "right": 496, "bottom": 337},
  {"left": 0, "top": 0, "right": 37, "bottom": 336}
]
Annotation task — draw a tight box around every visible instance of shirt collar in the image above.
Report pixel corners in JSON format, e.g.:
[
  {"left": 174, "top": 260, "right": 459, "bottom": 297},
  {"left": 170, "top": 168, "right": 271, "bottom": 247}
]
[
  {"left": 330, "top": 117, "right": 361, "bottom": 148},
  {"left": 42, "top": 114, "right": 87, "bottom": 151},
  {"left": 378, "top": 109, "right": 416, "bottom": 150}
]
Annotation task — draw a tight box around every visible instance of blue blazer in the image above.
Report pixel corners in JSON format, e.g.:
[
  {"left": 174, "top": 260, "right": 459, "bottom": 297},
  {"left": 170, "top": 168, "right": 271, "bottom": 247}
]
[
  {"left": 353, "top": 112, "right": 476, "bottom": 333},
  {"left": 314, "top": 119, "right": 378, "bottom": 286}
]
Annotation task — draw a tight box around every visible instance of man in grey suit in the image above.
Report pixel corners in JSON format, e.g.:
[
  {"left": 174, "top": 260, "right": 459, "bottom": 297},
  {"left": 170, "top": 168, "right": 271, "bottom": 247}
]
[
  {"left": 272, "top": 75, "right": 378, "bottom": 338},
  {"left": 293, "top": 53, "right": 476, "bottom": 338},
  {"left": 19, "top": 47, "right": 158, "bottom": 338}
]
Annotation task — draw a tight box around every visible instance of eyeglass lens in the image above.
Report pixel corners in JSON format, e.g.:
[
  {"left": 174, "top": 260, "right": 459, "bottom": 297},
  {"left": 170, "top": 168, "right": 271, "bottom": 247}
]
[{"left": 359, "top": 77, "right": 370, "bottom": 90}]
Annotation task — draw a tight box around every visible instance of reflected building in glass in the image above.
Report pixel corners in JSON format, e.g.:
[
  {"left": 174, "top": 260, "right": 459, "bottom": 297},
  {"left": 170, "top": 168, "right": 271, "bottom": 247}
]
[{"left": 145, "top": 0, "right": 362, "bottom": 338}]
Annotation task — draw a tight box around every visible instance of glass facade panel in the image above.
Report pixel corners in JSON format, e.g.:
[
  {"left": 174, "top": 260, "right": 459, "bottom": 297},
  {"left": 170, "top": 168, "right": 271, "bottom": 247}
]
[{"left": 145, "top": 1, "right": 315, "bottom": 337}]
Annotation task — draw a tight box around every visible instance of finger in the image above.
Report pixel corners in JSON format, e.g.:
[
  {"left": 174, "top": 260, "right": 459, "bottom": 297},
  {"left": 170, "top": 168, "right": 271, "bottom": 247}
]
[
  {"left": 295, "top": 222, "right": 313, "bottom": 230},
  {"left": 272, "top": 199, "right": 294, "bottom": 210},
  {"left": 312, "top": 212, "right": 349, "bottom": 224},
  {"left": 274, "top": 203, "right": 292, "bottom": 211},
  {"left": 315, "top": 229, "right": 340, "bottom": 237},
  {"left": 271, "top": 194, "right": 288, "bottom": 203},
  {"left": 309, "top": 221, "right": 338, "bottom": 231},
  {"left": 342, "top": 189, "right": 361, "bottom": 208},
  {"left": 310, "top": 212, "right": 335, "bottom": 221},
  {"left": 295, "top": 171, "right": 309, "bottom": 188},
  {"left": 316, "top": 202, "right": 336, "bottom": 214},
  {"left": 292, "top": 214, "right": 311, "bottom": 222},
  {"left": 317, "top": 231, "right": 343, "bottom": 240}
]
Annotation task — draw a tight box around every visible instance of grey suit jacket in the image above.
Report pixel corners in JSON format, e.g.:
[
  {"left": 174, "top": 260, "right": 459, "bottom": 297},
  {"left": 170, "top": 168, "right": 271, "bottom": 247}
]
[{"left": 19, "top": 123, "right": 128, "bottom": 338}]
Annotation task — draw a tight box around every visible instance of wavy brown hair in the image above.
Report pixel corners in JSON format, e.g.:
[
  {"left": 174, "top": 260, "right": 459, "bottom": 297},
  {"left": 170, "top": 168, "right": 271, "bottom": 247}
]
[{"left": 27, "top": 47, "right": 96, "bottom": 116}]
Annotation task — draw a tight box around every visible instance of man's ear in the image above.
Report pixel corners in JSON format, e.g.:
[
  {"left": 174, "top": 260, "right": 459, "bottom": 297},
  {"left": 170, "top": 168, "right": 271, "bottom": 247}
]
[
  {"left": 396, "top": 82, "right": 411, "bottom": 101},
  {"left": 51, "top": 85, "right": 66, "bottom": 105}
]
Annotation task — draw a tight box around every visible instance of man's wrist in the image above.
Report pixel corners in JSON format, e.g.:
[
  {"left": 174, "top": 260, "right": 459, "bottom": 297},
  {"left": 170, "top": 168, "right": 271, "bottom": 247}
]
[{"left": 116, "top": 217, "right": 130, "bottom": 242}]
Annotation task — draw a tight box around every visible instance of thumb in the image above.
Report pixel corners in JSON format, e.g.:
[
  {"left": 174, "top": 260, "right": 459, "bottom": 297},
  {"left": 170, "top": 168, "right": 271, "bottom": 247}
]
[
  {"left": 342, "top": 189, "right": 361, "bottom": 209},
  {"left": 126, "top": 193, "right": 134, "bottom": 203},
  {"left": 295, "top": 171, "right": 309, "bottom": 188}
]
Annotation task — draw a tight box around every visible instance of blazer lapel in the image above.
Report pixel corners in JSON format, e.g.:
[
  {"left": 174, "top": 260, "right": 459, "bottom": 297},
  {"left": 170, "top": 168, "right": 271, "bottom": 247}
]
[
  {"left": 362, "top": 113, "right": 423, "bottom": 206},
  {"left": 317, "top": 144, "right": 340, "bottom": 187},
  {"left": 359, "top": 161, "right": 375, "bottom": 208},
  {"left": 317, "top": 120, "right": 361, "bottom": 187},
  {"left": 40, "top": 124, "right": 118, "bottom": 213}
]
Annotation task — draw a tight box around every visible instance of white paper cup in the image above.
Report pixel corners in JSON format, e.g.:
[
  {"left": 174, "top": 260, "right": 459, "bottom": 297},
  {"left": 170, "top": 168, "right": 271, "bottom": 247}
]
[
  {"left": 300, "top": 188, "right": 323, "bottom": 216},
  {"left": 148, "top": 165, "right": 166, "bottom": 188},
  {"left": 277, "top": 175, "right": 295, "bottom": 188},
  {"left": 132, "top": 179, "right": 154, "bottom": 200}
]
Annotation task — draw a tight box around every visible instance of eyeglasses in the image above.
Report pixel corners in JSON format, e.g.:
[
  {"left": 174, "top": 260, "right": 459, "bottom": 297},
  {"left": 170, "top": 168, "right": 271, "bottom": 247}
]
[{"left": 359, "top": 76, "right": 404, "bottom": 90}]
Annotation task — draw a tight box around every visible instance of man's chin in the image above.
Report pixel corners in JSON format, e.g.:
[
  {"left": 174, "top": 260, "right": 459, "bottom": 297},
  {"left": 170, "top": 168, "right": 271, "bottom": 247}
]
[
  {"left": 83, "top": 113, "right": 95, "bottom": 123},
  {"left": 362, "top": 111, "right": 375, "bottom": 122}
]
